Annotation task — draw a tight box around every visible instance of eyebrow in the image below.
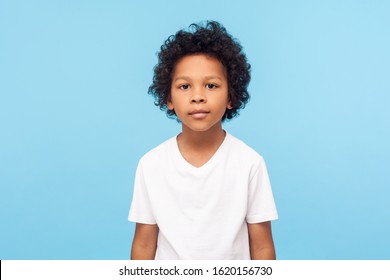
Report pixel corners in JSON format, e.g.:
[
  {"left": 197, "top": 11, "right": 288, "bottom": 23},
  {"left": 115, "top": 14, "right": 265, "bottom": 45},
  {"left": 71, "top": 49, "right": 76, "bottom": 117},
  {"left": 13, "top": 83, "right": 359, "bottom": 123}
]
[{"left": 173, "top": 76, "right": 223, "bottom": 82}]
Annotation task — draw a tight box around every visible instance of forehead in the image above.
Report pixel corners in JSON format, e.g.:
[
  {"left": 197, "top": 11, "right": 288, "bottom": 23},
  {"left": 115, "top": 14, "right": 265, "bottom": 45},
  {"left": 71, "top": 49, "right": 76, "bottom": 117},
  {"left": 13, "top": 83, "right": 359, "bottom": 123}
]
[{"left": 172, "top": 54, "right": 227, "bottom": 79}]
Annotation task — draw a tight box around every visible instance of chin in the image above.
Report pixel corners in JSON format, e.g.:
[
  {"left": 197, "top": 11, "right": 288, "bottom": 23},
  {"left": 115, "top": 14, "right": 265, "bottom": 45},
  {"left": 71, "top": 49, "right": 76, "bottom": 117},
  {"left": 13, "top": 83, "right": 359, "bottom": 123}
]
[
  {"left": 188, "top": 123, "right": 222, "bottom": 133},
  {"left": 189, "top": 127, "right": 212, "bottom": 132},
  {"left": 182, "top": 119, "right": 223, "bottom": 133}
]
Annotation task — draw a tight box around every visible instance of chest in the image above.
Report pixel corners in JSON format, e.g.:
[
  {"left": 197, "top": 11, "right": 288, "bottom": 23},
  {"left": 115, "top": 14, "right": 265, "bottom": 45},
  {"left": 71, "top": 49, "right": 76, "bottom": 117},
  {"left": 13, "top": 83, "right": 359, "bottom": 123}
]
[{"left": 179, "top": 149, "right": 215, "bottom": 168}]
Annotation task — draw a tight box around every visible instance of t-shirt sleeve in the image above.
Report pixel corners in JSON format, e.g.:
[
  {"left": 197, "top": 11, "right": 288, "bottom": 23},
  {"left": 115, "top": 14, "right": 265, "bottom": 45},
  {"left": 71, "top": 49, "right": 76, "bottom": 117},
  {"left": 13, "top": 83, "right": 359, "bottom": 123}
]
[
  {"left": 128, "top": 161, "right": 157, "bottom": 224},
  {"left": 246, "top": 157, "right": 278, "bottom": 224}
]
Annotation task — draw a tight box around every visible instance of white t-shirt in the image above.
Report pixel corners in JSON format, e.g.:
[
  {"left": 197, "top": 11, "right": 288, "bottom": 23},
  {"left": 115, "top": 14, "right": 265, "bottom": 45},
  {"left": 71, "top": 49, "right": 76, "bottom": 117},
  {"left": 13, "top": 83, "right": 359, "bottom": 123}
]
[{"left": 128, "top": 132, "right": 278, "bottom": 260}]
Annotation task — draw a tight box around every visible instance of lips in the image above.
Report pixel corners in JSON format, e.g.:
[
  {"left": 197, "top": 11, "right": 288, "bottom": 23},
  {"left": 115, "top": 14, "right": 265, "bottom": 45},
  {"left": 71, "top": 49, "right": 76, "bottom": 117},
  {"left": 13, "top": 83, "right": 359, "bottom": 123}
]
[{"left": 189, "top": 109, "right": 209, "bottom": 119}]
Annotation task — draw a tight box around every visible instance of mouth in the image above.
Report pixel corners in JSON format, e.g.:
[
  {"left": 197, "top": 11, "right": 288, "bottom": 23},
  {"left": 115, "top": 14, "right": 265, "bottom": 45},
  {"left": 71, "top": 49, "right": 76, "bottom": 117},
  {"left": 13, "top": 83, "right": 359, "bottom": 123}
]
[{"left": 189, "top": 110, "right": 209, "bottom": 119}]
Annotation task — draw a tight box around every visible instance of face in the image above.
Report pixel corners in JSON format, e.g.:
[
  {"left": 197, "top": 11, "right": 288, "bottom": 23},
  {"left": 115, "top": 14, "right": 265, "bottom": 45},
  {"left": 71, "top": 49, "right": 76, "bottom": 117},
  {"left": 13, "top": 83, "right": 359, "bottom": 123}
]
[{"left": 168, "top": 54, "right": 232, "bottom": 133}]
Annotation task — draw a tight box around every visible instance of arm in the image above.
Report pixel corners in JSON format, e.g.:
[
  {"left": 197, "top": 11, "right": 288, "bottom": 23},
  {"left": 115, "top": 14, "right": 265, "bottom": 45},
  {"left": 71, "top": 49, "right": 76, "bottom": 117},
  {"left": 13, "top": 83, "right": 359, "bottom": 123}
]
[
  {"left": 131, "top": 223, "right": 158, "bottom": 260},
  {"left": 247, "top": 221, "right": 276, "bottom": 260}
]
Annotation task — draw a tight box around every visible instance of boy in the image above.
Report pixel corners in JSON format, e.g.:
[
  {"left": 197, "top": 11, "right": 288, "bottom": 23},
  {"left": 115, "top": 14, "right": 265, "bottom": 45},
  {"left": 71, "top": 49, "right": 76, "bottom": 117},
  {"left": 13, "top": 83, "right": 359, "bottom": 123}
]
[{"left": 129, "top": 21, "right": 278, "bottom": 260}]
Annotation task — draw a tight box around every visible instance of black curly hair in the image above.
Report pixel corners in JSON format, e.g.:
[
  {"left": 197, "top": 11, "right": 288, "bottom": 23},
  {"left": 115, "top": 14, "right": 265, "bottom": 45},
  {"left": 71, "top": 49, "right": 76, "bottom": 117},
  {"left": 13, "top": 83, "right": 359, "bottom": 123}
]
[{"left": 148, "top": 20, "right": 251, "bottom": 121}]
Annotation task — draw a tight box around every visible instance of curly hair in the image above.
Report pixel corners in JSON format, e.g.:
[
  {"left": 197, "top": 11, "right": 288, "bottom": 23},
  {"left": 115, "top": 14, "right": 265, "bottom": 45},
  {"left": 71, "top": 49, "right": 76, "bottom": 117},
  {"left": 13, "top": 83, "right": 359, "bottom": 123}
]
[{"left": 148, "top": 21, "right": 251, "bottom": 121}]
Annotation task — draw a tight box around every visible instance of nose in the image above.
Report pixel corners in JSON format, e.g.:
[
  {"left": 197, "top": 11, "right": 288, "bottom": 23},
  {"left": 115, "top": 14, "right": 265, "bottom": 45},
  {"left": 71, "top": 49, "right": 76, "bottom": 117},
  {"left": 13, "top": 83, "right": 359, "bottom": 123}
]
[{"left": 191, "top": 92, "right": 207, "bottom": 104}]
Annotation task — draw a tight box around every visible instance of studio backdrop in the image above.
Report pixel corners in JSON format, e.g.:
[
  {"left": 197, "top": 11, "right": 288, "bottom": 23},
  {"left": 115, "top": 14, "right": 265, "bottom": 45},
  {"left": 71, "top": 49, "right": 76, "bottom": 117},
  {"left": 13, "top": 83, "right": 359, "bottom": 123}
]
[{"left": 0, "top": 0, "right": 389, "bottom": 259}]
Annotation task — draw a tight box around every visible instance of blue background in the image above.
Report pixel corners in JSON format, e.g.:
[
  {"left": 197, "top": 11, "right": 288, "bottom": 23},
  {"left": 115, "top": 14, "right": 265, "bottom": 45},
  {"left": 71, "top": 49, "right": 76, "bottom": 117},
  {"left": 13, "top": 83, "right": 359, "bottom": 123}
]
[{"left": 1, "top": 0, "right": 389, "bottom": 259}]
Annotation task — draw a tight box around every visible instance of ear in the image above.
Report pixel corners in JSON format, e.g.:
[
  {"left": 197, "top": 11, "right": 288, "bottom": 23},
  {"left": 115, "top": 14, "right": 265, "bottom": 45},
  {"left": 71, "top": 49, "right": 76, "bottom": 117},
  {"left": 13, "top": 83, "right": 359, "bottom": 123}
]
[
  {"left": 227, "top": 102, "right": 233, "bottom": 110},
  {"left": 167, "top": 100, "right": 174, "bottom": 110}
]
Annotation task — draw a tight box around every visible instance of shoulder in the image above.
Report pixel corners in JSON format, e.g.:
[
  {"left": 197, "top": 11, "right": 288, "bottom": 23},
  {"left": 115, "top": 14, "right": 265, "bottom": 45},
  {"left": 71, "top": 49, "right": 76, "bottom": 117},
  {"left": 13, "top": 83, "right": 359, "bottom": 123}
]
[
  {"left": 138, "top": 136, "right": 176, "bottom": 167},
  {"left": 226, "top": 132, "right": 270, "bottom": 181},
  {"left": 225, "top": 132, "right": 268, "bottom": 178},
  {"left": 226, "top": 132, "right": 265, "bottom": 164}
]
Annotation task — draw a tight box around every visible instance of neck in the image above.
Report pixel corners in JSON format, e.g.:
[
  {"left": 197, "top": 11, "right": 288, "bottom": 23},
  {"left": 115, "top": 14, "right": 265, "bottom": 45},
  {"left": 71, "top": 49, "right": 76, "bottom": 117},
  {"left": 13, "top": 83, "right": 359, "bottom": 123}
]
[{"left": 178, "top": 121, "right": 226, "bottom": 150}]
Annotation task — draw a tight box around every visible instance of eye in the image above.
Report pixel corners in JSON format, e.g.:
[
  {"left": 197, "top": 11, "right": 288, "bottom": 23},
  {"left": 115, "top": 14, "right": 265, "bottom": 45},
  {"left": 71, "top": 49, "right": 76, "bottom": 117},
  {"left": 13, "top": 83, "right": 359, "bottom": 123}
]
[
  {"left": 206, "top": 83, "right": 218, "bottom": 89},
  {"left": 179, "top": 84, "right": 190, "bottom": 90}
]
